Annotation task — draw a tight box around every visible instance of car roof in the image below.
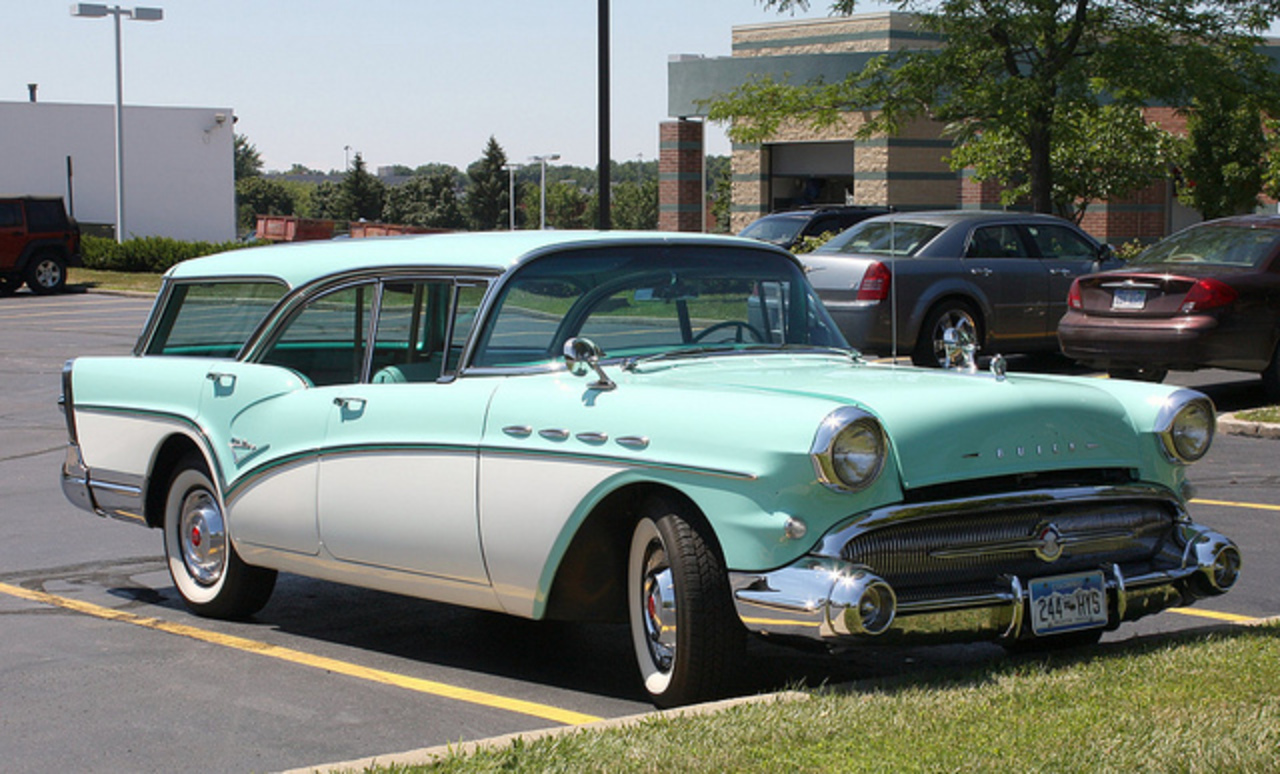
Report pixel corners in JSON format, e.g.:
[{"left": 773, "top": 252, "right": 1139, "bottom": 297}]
[
  {"left": 860, "top": 210, "right": 1072, "bottom": 227},
  {"left": 165, "top": 230, "right": 783, "bottom": 289},
  {"left": 1192, "top": 214, "right": 1280, "bottom": 230}
]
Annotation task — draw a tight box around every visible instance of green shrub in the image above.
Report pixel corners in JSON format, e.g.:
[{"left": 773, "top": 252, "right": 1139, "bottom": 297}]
[{"left": 82, "top": 235, "right": 254, "bottom": 273}]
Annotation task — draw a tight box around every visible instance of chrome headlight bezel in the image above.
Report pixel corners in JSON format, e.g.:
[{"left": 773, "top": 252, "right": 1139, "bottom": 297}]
[
  {"left": 811, "top": 406, "right": 888, "bottom": 493},
  {"left": 1155, "top": 390, "right": 1216, "bottom": 465}
]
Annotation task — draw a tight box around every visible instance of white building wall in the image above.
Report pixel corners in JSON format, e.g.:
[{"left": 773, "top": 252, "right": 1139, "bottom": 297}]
[{"left": 0, "top": 101, "right": 235, "bottom": 242}]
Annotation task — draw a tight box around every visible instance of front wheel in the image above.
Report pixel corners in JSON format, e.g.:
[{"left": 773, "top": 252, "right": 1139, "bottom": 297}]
[
  {"left": 163, "top": 455, "right": 276, "bottom": 618},
  {"left": 25, "top": 251, "right": 67, "bottom": 294},
  {"left": 628, "top": 499, "right": 744, "bottom": 708}
]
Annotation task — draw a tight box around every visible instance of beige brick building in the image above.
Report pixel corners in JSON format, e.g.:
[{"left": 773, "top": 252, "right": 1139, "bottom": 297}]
[{"left": 663, "top": 12, "right": 1249, "bottom": 244}]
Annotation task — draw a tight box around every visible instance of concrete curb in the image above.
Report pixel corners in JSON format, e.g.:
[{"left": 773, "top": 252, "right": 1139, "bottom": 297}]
[
  {"left": 278, "top": 690, "right": 809, "bottom": 774},
  {"left": 1218, "top": 413, "right": 1280, "bottom": 440}
]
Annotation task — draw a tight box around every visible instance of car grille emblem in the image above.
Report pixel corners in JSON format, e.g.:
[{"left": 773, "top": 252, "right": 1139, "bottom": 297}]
[{"left": 1034, "top": 523, "right": 1064, "bottom": 562}]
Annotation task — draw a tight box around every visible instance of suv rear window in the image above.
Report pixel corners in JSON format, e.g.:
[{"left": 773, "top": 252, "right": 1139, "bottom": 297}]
[
  {"left": 25, "top": 200, "right": 69, "bottom": 231},
  {"left": 145, "top": 281, "right": 286, "bottom": 357}
]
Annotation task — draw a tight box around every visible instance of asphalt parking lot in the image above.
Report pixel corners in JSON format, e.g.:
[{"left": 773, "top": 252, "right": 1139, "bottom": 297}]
[{"left": 1, "top": 290, "right": 1276, "bottom": 773}]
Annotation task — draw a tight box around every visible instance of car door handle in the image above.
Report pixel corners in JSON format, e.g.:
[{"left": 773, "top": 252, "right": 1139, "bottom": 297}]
[
  {"left": 969, "top": 267, "right": 993, "bottom": 277},
  {"left": 333, "top": 397, "right": 367, "bottom": 411},
  {"left": 1048, "top": 268, "right": 1073, "bottom": 276}
]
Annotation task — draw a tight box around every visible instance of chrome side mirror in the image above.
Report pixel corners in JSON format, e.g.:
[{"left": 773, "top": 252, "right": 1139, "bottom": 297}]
[{"left": 563, "top": 337, "right": 616, "bottom": 391}]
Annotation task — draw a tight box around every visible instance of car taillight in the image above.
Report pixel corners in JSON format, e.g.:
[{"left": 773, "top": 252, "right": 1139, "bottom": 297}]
[
  {"left": 1067, "top": 278, "right": 1083, "bottom": 310},
  {"left": 1181, "top": 278, "right": 1237, "bottom": 313},
  {"left": 856, "top": 261, "right": 891, "bottom": 302}
]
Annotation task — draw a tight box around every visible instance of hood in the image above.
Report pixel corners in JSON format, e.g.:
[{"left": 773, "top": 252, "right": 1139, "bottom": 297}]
[{"left": 635, "top": 354, "right": 1147, "bottom": 491}]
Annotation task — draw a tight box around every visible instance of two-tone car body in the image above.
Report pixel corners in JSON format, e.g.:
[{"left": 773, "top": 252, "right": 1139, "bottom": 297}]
[{"left": 60, "top": 231, "right": 1239, "bottom": 707}]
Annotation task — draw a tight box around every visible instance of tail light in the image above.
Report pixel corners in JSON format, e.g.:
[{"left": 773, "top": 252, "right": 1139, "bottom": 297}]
[
  {"left": 1067, "top": 278, "right": 1083, "bottom": 310},
  {"left": 856, "top": 261, "right": 891, "bottom": 302},
  {"left": 1181, "top": 278, "right": 1237, "bottom": 313}
]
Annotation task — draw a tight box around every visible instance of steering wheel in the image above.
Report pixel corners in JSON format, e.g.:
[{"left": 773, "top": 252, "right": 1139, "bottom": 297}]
[{"left": 692, "top": 320, "right": 767, "bottom": 344}]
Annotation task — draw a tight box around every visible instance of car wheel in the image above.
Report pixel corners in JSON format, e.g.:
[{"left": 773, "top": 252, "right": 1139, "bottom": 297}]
[
  {"left": 25, "top": 251, "right": 67, "bottom": 295},
  {"left": 912, "top": 301, "right": 980, "bottom": 368},
  {"left": 1262, "top": 342, "right": 1280, "bottom": 401},
  {"left": 628, "top": 498, "right": 744, "bottom": 708},
  {"left": 163, "top": 454, "right": 276, "bottom": 618},
  {"left": 1107, "top": 367, "right": 1168, "bottom": 383}
]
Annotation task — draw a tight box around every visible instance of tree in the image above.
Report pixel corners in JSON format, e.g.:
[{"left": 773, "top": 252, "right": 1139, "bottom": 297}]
[
  {"left": 382, "top": 172, "right": 467, "bottom": 229},
  {"left": 949, "top": 104, "right": 1179, "bottom": 222},
  {"left": 1178, "top": 92, "right": 1268, "bottom": 219},
  {"left": 234, "top": 176, "right": 294, "bottom": 233},
  {"left": 466, "top": 137, "right": 510, "bottom": 230},
  {"left": 339, "top": 153, "right": 386, "bottom": 221},
  {"left": 708, "top": 0, "right": 1280, "bottom": 214},
  {"left": 234, "top": 133, "right": 263, "bottom": 181},
  {"left": 612, "top": 180, "right": 659, "bottom": 230}
]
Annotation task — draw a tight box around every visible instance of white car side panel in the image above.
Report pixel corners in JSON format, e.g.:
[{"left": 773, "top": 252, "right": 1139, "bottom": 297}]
[
  {"left": 228, "top": 463, "right": 321, "bottom": 556},
  {"left": 75, "top": 411, "right": 187, "bottom": 477},
  {"left": 318, "top": 451, "right": 487, "bottom": 584},
  {"left": 479, "top": 455, "right": 627, "bottom": 617}
]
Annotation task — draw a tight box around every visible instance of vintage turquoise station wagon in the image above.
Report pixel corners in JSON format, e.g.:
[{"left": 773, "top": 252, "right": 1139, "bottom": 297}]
[{"left": 60, "top": 231, "right": 1240, "bottom": 706}]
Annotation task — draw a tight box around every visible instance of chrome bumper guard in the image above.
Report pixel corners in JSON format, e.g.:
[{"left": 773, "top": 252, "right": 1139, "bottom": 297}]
[
  {"left": 730, "top": 525, "right": 1241, "bottom": 645},
  {"left": 61, "top": 443, "right": 146, "bottom": 525}
]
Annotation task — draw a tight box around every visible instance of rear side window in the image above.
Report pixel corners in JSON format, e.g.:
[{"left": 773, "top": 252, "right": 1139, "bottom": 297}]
[
  {"left": 25, "top": 200, "right": 68, "bottom": 231},
  {"left": 145, "top": 281, "right": 286, "bottom": 358},
  {"left": 0, "top": 202, "right": 22, "bottom": 228}
]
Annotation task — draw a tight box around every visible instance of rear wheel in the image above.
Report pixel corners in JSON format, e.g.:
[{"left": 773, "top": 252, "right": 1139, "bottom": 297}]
[
  {"left": 913, "top": 300, "right": 980, "bottom": 368},
  {"left": 628, "top": 498, "right": 744, "bottom": 708},
  {"left": 163, "top": 454, "right": 276, "bottom": 618},
  {"left": 25, "top": 251, "right": 67, "bottom": 294},
  {"left": 1107, "top": 367, "right": 1168, "bottom": 383}
]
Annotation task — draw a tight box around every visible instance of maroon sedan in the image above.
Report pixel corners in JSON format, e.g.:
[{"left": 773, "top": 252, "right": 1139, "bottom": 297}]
[{"left": 1058, "top": 215, "right": 1280, "bottom": 398}]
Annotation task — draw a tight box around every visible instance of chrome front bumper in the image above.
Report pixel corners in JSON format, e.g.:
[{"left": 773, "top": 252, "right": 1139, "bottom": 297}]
[{"left": 729, "top": 525, "right": 1241, "bottom": 645}]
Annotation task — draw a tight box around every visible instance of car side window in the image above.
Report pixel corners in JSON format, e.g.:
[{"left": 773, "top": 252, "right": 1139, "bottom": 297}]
[
  {"left": 260, "top": 284, "right": 374, "bottom": 387},
  {"left": 1025, "top": 224, "right": 1097, "bottom": 261},
  {"left": 0, "top": 202, "right": 22, "bottom": 228},
  {"left": 369, "top": 281, "right": 451, "bottom": 384},
  {"left": 967, "top": 226, "right": 1029, "bottom": 259}
]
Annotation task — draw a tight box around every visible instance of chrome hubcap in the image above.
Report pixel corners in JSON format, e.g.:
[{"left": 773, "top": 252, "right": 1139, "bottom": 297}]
[
  {"left": 179, "top": 490, "right": 226, "bottom": 586},
  {"left": 35, "top": 260, "right": 61, "bottom": 288},
  {"left": 641, "top": 543, "right": 677, "bottom": 672},
  {"left": 932, "top": 310, "right": 977, "bottom": 365}
]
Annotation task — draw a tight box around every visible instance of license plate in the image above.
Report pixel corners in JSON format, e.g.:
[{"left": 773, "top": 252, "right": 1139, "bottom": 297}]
[
  {"left": 1029, "top": 571, "right": 1108, "bottom": 636},
  {"left": 1111, "top": 288, "right": 1146, "bottom": 310}
]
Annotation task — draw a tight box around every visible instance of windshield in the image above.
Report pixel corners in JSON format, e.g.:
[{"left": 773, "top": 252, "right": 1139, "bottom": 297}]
[
  {"left": 1135, "top": 224, "right": 1280, "bottom": 268},
  {"left": 739, "top": 215, "right": 806, "bottom": 246},
  {"left": 816, "top": 220, "right": 943, "bottom": 257},
  {"left": 470, "top": 245, "right": 847, "bottom": 368}
]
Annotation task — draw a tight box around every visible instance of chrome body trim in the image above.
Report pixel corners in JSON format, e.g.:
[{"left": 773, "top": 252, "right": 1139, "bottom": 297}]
[{"left": 61, "top": 444, "right": 147, "bottom": 526}]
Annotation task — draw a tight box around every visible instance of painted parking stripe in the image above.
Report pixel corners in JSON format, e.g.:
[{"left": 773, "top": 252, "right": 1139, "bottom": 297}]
[
  {"left": 1191, "top": 497, "right": 1280, "bottom": 512},
  {"left": 1168, "top": 607, "right": 1262, "bottom": 624},
  {"left": 0, "top": 581, "right": 601, "bottom": 726}
]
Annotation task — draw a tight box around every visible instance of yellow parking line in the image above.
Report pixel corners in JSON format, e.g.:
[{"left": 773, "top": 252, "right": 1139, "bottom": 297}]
[
  {"left": 1168, "top": 607, "right": 1262, "bottom": 624},
  {"left": 1191, "top": 497, "right": 1280, "bottom": 512},
  {"left": 0, "top": 581, "right": 600, "bottom": 726}
]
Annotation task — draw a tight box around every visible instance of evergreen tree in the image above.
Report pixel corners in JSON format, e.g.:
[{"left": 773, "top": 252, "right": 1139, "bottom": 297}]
[
  {"left": 234, "top": 133, "right": 263, "bottom": 181},
  {"left": 340, "top": 153, "right": 386, "bottom": 221},
  {"left": 467, "top": 137, "right": 510, "bottom": 230},
  {"left": 383, "top": 172, "right": 467, "bottom": 229}
]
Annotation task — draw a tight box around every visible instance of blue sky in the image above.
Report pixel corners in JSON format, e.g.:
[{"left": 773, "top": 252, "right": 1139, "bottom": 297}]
[{"left": 4, "top": 1, "right": 841, "bottom": 173}]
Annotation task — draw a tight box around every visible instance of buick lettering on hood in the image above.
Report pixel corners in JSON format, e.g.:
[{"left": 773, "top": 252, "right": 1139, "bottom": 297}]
[{"left": 59, "top": 232, "right": 1239, "bottom": 707}]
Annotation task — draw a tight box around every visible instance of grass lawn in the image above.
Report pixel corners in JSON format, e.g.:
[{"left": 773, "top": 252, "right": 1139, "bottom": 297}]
[
  {"left": 68, "top": 267, "right": 164, "bottom": 295},
  {"left": 1235, "top": 405, "right": 1280, "bottom": 424},
  {"left": 366, "top": 624, "right": 1279, "bottom": 773}
]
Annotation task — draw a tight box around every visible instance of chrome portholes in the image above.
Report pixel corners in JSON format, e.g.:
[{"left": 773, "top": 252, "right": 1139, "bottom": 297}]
[{"left": 178, "top": 489, "right": 227, "bottom": 586}]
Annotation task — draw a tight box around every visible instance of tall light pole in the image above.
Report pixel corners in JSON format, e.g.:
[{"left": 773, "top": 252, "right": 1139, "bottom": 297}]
[
  {"left": 71, "top": 4, "right": 164, "bottom": 244},
  {"left": 530, "top": 154, "right": 560, "bottom": 230},
  {"left": 501, "top": 163, "right": 523, "bottom": 230}
]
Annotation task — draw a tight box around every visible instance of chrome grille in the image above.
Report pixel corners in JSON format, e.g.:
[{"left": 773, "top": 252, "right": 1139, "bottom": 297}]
[{"left": 841, "top": 499, "right": 1176, "bottom": 591}]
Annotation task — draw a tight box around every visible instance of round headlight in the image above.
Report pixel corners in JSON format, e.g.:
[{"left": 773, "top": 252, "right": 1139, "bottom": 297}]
[
  {"left": 812, "top": 408, "right": 888, "bottom": 492},
  {"left": 1157, "top": 393, "right": 1215, "bottom": 464}
]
